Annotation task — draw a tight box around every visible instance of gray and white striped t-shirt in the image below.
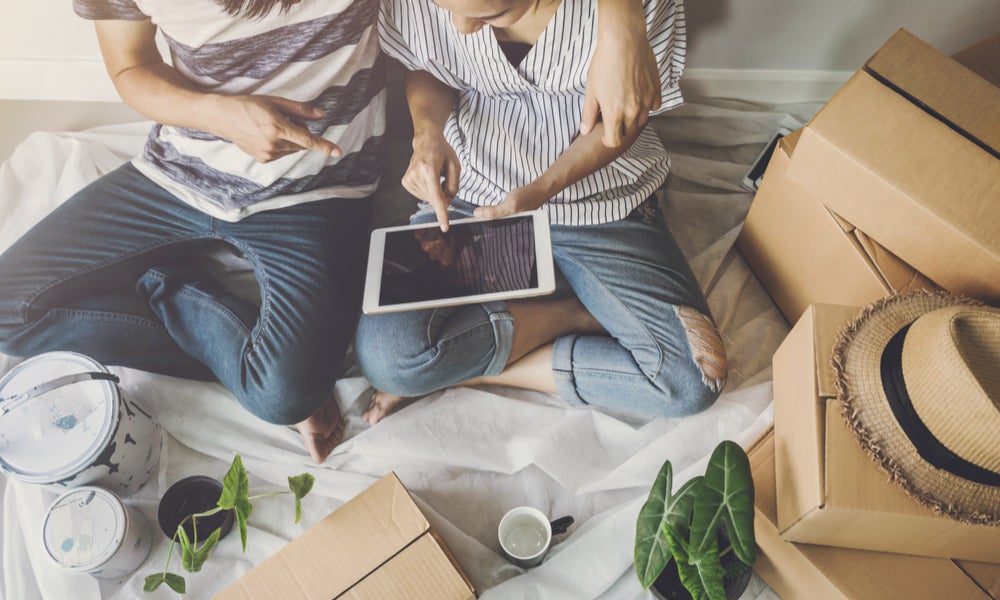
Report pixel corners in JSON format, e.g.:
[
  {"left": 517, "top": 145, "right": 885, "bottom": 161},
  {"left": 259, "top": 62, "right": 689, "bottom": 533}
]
[
  {"left": 73, "top": 0, "right": 385, "bottom": 222},
  {"left": 378, "top": 0, "right": 685, "bottom": 226}
]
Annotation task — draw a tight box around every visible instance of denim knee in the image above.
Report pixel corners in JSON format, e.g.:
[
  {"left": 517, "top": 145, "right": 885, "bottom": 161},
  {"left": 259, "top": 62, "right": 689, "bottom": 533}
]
[
  {"left": 653, "top": 360, "right": 722, "bottom": 417},
  {"left": 235, "top": 358, "right": 334, "bottom": 425},
  {"left": 355, "top": 314, "right": 435, "bottom": 397}
]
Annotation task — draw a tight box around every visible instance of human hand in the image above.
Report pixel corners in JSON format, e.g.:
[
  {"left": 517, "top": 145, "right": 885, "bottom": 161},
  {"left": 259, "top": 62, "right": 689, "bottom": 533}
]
[
  {"left": 213, "top": 95, "right": 342, "bottom": 163},
  {"left": 293, "top": 394, "right": 344, "bottom": 464},
  {"left": 403, "top": 132, "right": 461, "bottom": 231},
  {"left": 473, "top": 181, "right": 551, "bottom": 220},
  {"left": 582, "top": 13, "right": 660, "bottom": 147}
]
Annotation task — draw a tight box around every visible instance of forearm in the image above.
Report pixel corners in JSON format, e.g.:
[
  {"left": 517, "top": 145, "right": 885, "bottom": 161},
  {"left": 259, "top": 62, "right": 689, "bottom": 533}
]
[
  {"left": 596, "top": 0, "right": 647, "bottom": 40},
  {"left": 405, "top": 70, "right": 458, "bottom": 139},
  {"left": 95, "top": 19, "right": 224, "bottom": 135},
  {"left": 109, "top": 62, "right": 228, "bottom": 133},
  {"left": 533, "top": 126, "right": 642, "bottom": 198}
]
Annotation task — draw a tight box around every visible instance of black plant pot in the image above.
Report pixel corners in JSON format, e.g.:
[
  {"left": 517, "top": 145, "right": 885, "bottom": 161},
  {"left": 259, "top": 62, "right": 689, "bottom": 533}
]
[
  {"left": 158, "top": 475, "right": 235, "bottom": 541},
  {"left": 650, "top": 560, "right": 751, "bottom": 600}
]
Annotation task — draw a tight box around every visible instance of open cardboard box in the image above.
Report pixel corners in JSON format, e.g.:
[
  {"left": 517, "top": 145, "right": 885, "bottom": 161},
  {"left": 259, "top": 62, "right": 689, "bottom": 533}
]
[
  {"left": 736, "top": 129, "right": 938, "bottom": 324},
  {"left": 786, "top": 29, "right": 1000, "bottom": 303},
  {"left": 749, "top": 428, "right": 1000, "bottom": 599},
  {"left": 771, "top": 304, "right": 1000, "bottom": 563},
  {"left": 214, "top": 472, "right": 475, "bottom": 600}
]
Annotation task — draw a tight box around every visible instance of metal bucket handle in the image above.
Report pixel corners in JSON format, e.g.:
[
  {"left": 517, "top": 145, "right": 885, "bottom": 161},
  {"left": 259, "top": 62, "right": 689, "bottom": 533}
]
[{"left": 0, "top": 372, "right": 120, "bottom": 417}]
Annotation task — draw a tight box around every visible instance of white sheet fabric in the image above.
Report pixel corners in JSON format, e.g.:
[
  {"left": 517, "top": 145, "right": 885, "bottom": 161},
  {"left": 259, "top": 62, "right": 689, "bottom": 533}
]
[{"left": 0, "top": 99, "right": 820, "bottom": 600}]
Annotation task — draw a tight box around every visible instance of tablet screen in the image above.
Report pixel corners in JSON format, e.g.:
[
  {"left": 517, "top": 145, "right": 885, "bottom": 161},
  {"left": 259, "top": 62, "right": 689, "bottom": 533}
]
[
  {"left": 363, "top": 211, "right": 556, "bottom": 314},
  {"left": 379, "top": 216, "right": 539, "bottom": 305}
]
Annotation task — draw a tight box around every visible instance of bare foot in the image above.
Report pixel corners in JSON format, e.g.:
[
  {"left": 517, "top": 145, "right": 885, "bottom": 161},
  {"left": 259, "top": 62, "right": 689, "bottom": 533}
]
[
  {"left": 363, "top": 390, "right": 409, "bottom": 425},
  {"left": 294, "top": 395, "right": 344, "bottom": 464}
]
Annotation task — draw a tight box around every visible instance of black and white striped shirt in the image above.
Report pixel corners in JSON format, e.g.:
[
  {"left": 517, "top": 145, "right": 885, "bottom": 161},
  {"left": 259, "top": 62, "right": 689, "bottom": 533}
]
[
  {"left": 379, "top": 0, "right": 686, "bottom": 226},
  {"left": 74, "top": 0, "right": 385, "bottom": 222}
]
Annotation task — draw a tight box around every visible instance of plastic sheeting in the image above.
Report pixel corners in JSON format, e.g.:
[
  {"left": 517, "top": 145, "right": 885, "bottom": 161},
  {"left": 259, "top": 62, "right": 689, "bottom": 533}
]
[{"left": 0, "top": 99, "right": 820, "bottom": 599}]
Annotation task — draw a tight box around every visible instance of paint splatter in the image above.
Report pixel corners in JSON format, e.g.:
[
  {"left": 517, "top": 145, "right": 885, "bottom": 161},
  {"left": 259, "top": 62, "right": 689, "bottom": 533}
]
[{"left": 54, "top": 415, "right": 78, "bottom": 429}]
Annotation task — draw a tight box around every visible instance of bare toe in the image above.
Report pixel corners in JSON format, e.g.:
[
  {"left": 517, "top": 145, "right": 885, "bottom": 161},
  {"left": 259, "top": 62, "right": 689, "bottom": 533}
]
[{"left": 363, "top": 390, "right": 407, "bottom": 426}]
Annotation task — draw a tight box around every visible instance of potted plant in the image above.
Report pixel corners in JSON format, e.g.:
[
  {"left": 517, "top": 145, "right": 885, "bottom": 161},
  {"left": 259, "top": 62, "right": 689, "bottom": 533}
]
[
  {"left": 634, "top": 440, "right": 756, "bottom": 600},
  {"left": 144, "top": 454, "right": 314, "bottom": 594}
]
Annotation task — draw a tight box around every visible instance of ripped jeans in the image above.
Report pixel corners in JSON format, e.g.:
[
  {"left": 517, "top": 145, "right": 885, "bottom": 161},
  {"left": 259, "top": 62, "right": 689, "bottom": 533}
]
[{"left": 355, "top": 198, "right": 726, "bottom": 418}]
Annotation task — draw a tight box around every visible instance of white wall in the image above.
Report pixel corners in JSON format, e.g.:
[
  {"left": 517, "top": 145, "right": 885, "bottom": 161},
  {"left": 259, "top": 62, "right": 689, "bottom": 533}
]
[{"left": 1, "top": 0, "right": 999, "bottom": 158}]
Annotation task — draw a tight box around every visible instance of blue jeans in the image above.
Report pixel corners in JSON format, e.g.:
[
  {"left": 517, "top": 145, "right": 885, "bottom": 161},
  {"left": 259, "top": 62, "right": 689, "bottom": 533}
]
[
  {"left": 0, "top": 163, "right": 371, "bottom": 424},
  {"left": 355, "top": 198, "right": 724, "bottom": 418}
]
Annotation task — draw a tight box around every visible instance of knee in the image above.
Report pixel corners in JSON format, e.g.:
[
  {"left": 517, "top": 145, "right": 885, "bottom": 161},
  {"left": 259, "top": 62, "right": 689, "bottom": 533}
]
[
  {"left": 355, "top": 313, "right": 439, "bottom": 397},
  {"left": 648, "top": 306, "right": 728, "bottom": 417},
  {"left": 236, "top": 351, "right": 338, "bottom": 425}
]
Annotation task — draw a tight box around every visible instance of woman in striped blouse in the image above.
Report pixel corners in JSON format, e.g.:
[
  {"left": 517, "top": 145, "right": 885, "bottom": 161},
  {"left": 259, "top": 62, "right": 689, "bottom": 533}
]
[{"left": 356, "top": 0, "right": 727, "bottom": 423}]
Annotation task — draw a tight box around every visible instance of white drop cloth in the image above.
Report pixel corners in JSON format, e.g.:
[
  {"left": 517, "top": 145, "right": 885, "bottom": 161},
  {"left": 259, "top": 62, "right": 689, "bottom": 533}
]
[{"left": 0, "top": 98, "right": 821, "bottom": 600}]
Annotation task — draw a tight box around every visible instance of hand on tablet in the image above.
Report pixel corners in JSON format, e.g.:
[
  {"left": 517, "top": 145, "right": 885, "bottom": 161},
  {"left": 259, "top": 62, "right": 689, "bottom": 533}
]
[
  {"left": 403, "top": 132, "right": 461, "bottom": 231},
  {"left": 474, "top": 182, "right": 551, "bottom": 220}
]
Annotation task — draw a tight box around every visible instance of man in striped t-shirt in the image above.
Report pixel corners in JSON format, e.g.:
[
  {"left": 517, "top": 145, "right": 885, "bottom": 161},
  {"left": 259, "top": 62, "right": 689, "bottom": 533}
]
[
  {"left": 0, "top": 0, "right": 665, "bottom": 463},
  {"left": 357, "top": 0, "right": 728, "bottom": 423}
]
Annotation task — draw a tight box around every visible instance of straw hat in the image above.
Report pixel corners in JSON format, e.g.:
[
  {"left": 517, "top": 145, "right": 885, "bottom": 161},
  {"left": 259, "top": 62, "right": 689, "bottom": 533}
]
[{"left": 831, "top": 290, "right": 1000, "bottom": 526}]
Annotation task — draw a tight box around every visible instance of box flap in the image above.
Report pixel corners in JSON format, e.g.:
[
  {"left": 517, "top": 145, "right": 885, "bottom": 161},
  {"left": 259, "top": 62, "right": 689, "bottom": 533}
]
[
  {"left": 215, "top": 473, "right": 432, "bottom": 600},
  {"left": 852, "top": 230, "right": 942, "bottom": 295},
  {"left": 342, "top": 534, "right": 475, "bottom": 600},
  {"left": 773, "top": 304, "right": 859, "bottom": 533},
  {"left": 866, "top": 29, "right": 1000, "bottom": 154},
  {"left": 957, "top": 560, "right": 1000, "bottom": 597},
  {"left": 778, "top": 128, "right": 802, "bottom": 155}
]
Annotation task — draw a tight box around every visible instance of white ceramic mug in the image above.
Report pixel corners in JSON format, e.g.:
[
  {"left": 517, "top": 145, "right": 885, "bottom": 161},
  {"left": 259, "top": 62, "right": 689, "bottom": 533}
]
[{"left": 497, "top": 506, "right": 573, "bottom": 568}]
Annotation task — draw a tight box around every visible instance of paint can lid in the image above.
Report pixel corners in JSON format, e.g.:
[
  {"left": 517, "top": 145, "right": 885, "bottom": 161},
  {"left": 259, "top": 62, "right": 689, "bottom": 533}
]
[
  {"left": 0, "top": 352, "right": 117, "bottom": 483},
  {"left": 42, "top": 486, "right": 126, "bottom": 572}
]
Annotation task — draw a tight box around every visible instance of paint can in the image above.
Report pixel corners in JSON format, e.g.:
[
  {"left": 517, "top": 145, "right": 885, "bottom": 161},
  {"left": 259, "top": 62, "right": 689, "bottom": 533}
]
[
  {"left": 0, "top": 351, "right": 161, "bottom": 496},
  {"left": 41, "top": 486, "right": 153, "bottom": 578}
]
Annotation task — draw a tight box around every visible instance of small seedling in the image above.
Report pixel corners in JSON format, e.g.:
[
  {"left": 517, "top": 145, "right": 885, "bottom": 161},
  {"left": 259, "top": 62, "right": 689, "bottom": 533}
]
[{"left": 144, "top": 454, "right": 314, "bottom": 594}]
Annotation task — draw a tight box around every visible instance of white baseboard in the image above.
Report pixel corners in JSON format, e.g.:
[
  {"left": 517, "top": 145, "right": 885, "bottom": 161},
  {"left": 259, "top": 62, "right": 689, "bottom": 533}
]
[
  {"left": 0, "top": 58, "right": 118, "bottom": 102},
  {"left": 681, "top": 68, "right": 853, "bottom": 104},
  {"left": 0, "top": 58, "right": 852, "bottom": 106}
]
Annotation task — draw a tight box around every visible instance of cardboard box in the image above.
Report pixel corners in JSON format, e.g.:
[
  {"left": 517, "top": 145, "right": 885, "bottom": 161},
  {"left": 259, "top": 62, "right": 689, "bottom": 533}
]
[
  {"left": 215, "top": 472, "right": 475, "bottom": 600},
  {"left": 786, "top": 29, "right": 1000, "bottom": 303},
  {"left": 737, "top": 130, "right": 938, "bottom": 324},
  {"left": 749, "top": 428, "right": 1000, "bottom": 599},
  {"left": 771, "top": 304, "right": 1000, "bottom": 562}
]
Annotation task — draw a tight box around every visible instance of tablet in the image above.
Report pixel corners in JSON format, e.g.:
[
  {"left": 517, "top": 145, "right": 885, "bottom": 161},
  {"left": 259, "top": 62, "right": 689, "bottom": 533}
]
[{"left": 363, "top": 211, "right": 556, "bottom": 315}]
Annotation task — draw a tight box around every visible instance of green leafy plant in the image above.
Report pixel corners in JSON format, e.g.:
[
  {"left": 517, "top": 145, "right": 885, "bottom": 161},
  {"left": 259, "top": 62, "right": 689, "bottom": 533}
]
[
  {"left": 144, "top": 454, "right": 315, "bottom": 594},
  {"left": 634, "top": 440, "right": 756, "bottom": 600}
]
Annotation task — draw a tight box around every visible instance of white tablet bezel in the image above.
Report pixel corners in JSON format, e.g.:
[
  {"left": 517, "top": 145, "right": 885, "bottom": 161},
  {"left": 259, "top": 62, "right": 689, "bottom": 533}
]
[{"left": 362, "top": 211, "right": 555, "bottom": 315}]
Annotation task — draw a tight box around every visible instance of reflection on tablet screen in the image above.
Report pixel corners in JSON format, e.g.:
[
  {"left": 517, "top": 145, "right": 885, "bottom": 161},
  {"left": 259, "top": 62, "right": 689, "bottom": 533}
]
[{"left": 380, "top": 217, "right": 538, "bottom": 305}]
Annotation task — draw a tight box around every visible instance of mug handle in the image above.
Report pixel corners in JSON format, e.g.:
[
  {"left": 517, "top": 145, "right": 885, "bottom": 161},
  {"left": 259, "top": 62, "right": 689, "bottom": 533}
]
[{"left": 550, "top": 515, "right": 574, "bottom": 535}]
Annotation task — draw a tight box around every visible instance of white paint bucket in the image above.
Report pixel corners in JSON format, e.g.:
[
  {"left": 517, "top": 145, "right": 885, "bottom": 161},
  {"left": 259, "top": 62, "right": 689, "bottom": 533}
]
[
  {"left": 41, "top": 486, "right": 153, "bottom": 578},
  {"left": 0, "top": 351, "right": 161, "bottom": 496}
]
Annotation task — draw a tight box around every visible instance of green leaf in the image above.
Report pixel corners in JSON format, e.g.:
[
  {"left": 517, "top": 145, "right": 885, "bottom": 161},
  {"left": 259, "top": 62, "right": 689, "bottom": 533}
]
[
  {"left": 634, "top": 459, "right": 703, "bottom": 589},
  {"left": 144, "top": 572, "right": 186, "bottom": 594},
  {"left": 186, "top": 527, "right": 222, "bottom": 573},
  {"left": 219, "top": 453, "right": 253, "bottom": 552},
  {"left": 688, "top": 441, "right": 756, "bottom": 566},
  {"left": 176, "top": 526, "right": 194, "bottom": 572},
  {"left": 665, "top": 524, "right": 727, "bottom": 600},
  {"left": 288, "top": 473, "right": 315, "bottom": 524}
]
